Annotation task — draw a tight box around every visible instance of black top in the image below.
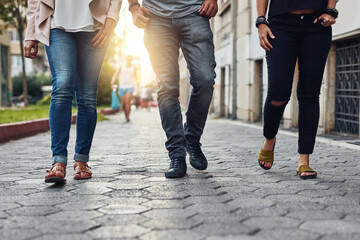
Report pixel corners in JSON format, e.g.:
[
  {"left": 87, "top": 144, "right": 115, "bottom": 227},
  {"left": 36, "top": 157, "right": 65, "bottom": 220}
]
[{"left": 268, "top": 0, "right": 328, "bottom": 19}]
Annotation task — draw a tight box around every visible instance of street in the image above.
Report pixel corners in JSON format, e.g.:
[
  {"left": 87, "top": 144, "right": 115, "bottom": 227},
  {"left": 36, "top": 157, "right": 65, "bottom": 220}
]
[{"left": 0, "top": 109, "right": 360, "bottom": 240}]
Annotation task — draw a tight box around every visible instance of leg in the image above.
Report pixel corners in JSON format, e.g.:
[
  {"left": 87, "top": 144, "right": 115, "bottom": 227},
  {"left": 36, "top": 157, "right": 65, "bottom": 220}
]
[
  {"left": 144, "top": 16, "right": 186, "bottom": 159},
  {"left": 178, "top": 14, "right": 216, "bottom": 143},
  {"left": 260, "top": 28, "right": 298, "bottom": 168},
  {"left": 121, "top": 94, "right": 127, "bottom": 120},
  {"left": 297, "top": 26, "right": 332, "bottom": 177},
  {"left": 45, "top": 29, "right": 77, "bottom": 167},
  {"left": 124, "top": 92, "right": 132, "bottom": 121},
  {"left": 73, "top": 31, "right": 108, "bottom": 171}
]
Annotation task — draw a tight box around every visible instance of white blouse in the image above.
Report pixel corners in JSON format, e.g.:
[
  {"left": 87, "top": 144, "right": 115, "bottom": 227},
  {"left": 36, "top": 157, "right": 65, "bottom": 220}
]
[{"left": 51, "top": 0, "right": 98, "bottom": 32}]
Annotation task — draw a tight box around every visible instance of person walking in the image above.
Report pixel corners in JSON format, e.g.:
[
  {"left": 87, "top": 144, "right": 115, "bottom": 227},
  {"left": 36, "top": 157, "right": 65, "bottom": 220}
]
[
  {"left": 24, "top": 0, "right": 122, "bottom": 183},
  {"left": 128, "top": 0, "right": 217, "bottom": 178},
  {"left": 256, "top": 0, "right": 338, "bottom": 179},
  {"left": 111, "top": 55, "right": 137, "bottom": 122}
]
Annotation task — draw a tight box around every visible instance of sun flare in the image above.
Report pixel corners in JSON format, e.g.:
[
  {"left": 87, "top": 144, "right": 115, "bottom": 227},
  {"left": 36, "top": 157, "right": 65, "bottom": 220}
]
[{"left": 113, "top": 1, "right": 155, "bottom": 87}]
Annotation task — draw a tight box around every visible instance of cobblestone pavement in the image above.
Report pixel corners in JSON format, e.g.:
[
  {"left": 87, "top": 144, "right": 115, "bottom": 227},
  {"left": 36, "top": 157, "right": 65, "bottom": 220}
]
[{"left": 1, "top": 109, "right": 360, "bottom": 240}]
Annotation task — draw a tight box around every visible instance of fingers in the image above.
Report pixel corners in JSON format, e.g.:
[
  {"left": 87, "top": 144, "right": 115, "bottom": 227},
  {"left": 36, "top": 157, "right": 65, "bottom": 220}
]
[
  {"left": 199, "top": 3, "right": 210, "bottom": 16},
  {"left": 131, "top": 6, "right": 149, "bottom": 29},
  {"left": 267, "top": 29, "right": 275, "bottom": 39},
  {"left": 24, "top": 41, "right": 38, "bottom": 59},
  {"left": 92, "top": 30, "right": 112, "bottom": 48},
  {"left": 209, "top": 5, "right": 218, "bottom": 17},
  {"left": 258, "top": 26, "right": 274, "bottom": 51},
  {"left": 90, "top": 31, "right": 102, "bottom": 45},
  {"left": 316, "top": 14, "right": 336, "bottom": 27},
  {"left": 141, "top": 6, "right": 150, "bottom": 16}
]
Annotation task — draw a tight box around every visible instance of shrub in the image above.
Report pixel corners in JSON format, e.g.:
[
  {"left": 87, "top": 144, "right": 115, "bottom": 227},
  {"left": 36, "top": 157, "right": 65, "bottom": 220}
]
[
  {"left": 97, "top": 62, "right": 115, "bottom": 106},
  {"left": 12, "top": 73, "right": 51, "bottom": 99}
]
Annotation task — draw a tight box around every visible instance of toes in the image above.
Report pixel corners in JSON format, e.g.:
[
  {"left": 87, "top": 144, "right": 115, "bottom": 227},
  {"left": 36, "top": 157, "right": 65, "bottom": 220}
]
[{"left": 301, "top": 172, "right": 316, "bottom": 177}]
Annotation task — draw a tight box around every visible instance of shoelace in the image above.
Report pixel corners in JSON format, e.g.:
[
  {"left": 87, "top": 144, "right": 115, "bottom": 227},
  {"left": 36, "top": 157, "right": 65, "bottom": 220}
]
[
  {"left": 169, "top": 158, "right": 180, "bottom": 169},
  {"left": 188, "top": 143, "right": 205, "bottom": 158}
]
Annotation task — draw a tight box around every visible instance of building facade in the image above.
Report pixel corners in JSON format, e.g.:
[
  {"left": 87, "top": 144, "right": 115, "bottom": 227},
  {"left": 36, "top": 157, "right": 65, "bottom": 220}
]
[
  {"left": 0, "top": 31, "right": 11, "bottom": 107},
  {"left": 207, "top": 0, "right": 360, "bottom": 138}
]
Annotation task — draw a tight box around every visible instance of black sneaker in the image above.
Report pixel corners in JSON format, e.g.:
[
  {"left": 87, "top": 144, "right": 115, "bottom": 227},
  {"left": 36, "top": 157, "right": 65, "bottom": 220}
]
[
  {"left": 186, "top": 142, "right": 208, "bottom": 170},
  {"left": 165, "top": 157, "right": 187, "bottom": 178}
]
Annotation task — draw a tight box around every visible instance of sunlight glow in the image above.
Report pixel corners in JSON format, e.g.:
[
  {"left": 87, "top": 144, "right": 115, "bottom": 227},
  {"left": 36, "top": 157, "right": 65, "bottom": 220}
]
[{"left": 114, "top": 1, "right": 155, "bottom": 87}]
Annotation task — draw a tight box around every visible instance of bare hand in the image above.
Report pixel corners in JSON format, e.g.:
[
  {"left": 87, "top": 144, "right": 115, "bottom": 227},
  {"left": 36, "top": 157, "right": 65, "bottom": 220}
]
[
  {"left": 258, "top": 24, "right": 275, "bottom": 51},
  {"left": 24, "top": 40, "right": 39, "bottom": 59},
  {"left": 199, "top": 0, "right": 218, "bottom": 18},
  {"left": 131, "top": 6, "right": 150, "bottom": 29},
  {"left": 91, "top": 18, "right": 117, "bottom": 48},
  {"left": 314, "top": 14, "right": 336, "bottom": 27}
]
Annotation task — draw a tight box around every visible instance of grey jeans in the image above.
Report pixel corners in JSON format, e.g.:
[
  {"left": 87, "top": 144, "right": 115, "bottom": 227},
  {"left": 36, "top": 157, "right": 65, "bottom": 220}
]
[{"left": 144, "top": 12, "right": 216, "bottom": 159}]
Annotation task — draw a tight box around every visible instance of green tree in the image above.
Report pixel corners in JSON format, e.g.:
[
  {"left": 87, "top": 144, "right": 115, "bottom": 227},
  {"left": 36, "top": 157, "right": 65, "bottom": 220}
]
[{"left": 0, "top": 0, "right": 29, "bottom": 106}]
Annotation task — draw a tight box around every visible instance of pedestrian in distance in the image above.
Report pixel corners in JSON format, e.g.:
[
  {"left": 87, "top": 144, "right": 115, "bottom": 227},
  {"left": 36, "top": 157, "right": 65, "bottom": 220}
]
[
  {"left": 256, "top": 0, "right": 338, "bottom": 179},
  {"left": 24, "top": 0, "right": 122, "bottom": 183},
  {"left": 111, "top": 55, "right": 138, "bottom": 122},
  {"left": 128, "top": 0, "right": 218, "bottom": 178}
]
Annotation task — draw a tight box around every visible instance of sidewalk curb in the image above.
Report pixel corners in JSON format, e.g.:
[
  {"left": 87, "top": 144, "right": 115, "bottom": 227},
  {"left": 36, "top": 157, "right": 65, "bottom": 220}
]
[
  {"left": 217, "top": 119, "right": 360, "bottom": 151},
  {"left": 0, "top": 108, "right": 119, "bottom": 144},
  {"left": 0, "top": 115, "right": 76, "bottom": 144}
]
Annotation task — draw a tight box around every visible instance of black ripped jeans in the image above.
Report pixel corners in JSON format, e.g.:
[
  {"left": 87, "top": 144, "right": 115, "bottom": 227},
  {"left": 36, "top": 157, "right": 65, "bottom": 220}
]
[{"left": 263, "top": 13, "right": 332, "bottom": 154}]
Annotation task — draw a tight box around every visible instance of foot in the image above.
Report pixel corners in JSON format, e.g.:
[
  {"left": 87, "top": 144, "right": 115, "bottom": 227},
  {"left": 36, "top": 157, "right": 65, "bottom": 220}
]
[
  {"left": 165, "top": 157, "right": 187, "bottom": 178},
  {"left": 73, "top": 161, "right": 92, "bottom": 180},
  {"left": 297, "top": 154, "right": 317, "bottom": 179},
  {"left": 186, "top": 142, "right": 208, "bottom": 170},
  {"left": 259, "top": 138, "right": 276, "bottom": 169},
  {"left": 45, "top": 163, "right": 66, "bottom": 183}
]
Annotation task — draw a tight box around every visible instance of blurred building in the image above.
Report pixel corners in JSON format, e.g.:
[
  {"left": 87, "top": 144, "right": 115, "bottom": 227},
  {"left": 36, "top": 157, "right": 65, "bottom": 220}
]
[
  {"left": 200, "top": 0, "right": 360, "bottom": 137},
  {"left": 8, "top": 28, "right": 49, "bottom": 77},
  {"left": 0, "top": 31, "right": 11, "bottom": 106}
]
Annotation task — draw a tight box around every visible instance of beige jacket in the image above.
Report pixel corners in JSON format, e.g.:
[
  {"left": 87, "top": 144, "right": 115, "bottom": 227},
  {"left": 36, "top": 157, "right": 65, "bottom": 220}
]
[{"left": 25, "top": 0, "right": 122, "bottom": 46}]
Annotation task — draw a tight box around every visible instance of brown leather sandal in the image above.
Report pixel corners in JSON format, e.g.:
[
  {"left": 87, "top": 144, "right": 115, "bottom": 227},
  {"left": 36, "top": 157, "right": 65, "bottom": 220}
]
[
  {"left": 45, "top": 163, "right": 66, "bottom": 183},
  {"left": 73, "top": 161, "right": 92, "bottom": 180}
]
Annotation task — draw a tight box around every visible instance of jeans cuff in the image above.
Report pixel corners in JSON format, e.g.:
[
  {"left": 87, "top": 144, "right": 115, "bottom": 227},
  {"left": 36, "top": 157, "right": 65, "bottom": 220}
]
[
  {"left": 52, "top": 155, "right": 67, "bottom": 166},
  {"left": 74, "top": 153, "right": 89, "bottom": 162}
]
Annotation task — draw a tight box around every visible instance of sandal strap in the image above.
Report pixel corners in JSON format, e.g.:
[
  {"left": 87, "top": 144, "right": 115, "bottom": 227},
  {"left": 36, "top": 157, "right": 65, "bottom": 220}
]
[
  {"left": 258, "top": 149, "right": 274, "bottom": 163},
  {"left": 298, "top": 165, "right": 316, "bottom": 176},
  {"left": 74, "top": 162, "right": 92, "bottom": 174},
  {"left": 47, "top": 163, "right": 66, "bottom": 172}
]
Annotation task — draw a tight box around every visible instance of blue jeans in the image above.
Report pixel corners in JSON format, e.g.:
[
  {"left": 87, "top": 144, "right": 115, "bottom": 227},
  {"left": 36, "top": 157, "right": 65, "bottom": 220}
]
[
  {"left": 144, "top": 12, "right": 216, "bottom": 159},
  {"left": 263, "top": 13, "right": 332, "bottom": 154},
  {"left": 45, "top": 29, "right": 108, "bottom": 166}
]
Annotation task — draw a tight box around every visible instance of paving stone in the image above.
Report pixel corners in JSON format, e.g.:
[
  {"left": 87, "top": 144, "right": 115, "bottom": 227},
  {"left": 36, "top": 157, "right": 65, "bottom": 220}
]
[
  {"left": 255, "top": 229, "right": 320, "bottom": 240},
  {"left": 206, "top": 236, "right": 262, "bottom": 240},
  {"left": 193, "top": 222, "right": 258, "bottom": 235},
  {"left": 98, "top": 204, "right": 150, "bottom": 214},
  {"left": 300, "top": 220, "right": 360, "bottom": 234},
  {"left": 141, "top": 217, "right": 202, "bottom": 230},
  {"left": 320, "top": 234, "right": 360, "bottom": 240},
  {"left": 6, "top": 206, "right": 61, "bottom": 216},
  {"left": 242, "top": 216, "right": 301, "bottom": 229},
  {"left": 186, "top": 203, "right": 238, "bottom": 213},
  {"left": 57, "top": 201, "right": 106, "bottom": 211},
  {"left": 32, "top": 234, "right": 94, "bottom": 240},
  {"left": 0, "top": 228, "right": 41, "bottom": 240},
  {"left": 37, "top": 220, "right": 101, "bottom": 234},
  {"left": 142, "top": 199, "right": 191, "bottom": 209},
  {"left": 286, "top": 210, "right": 344, "bottom": 220},
  {"left": 46, "top": 211, "right": 103, "bottom": 221},
  {"left": 1, "top": 109, "right": 360, "bottom": 239},
  {"left": 87, "top": 225, "right": 149, "bottom": 238},
  {"left": 139, "top": 230, "right": 206, "bottom": 240},
  {"left": 101, "top": 197, "right": 149, "bottom": 205},
  {"left": 93, "top": 214, "right": 150, "bottom": 226},
  {"left": 142, "top": 209, "right": 196, "bottom": 219},
  {"left": 228, "top": 198, "right": 275, "bottom": 208}
]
